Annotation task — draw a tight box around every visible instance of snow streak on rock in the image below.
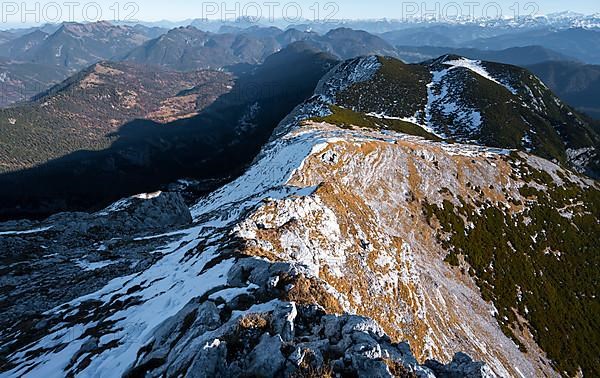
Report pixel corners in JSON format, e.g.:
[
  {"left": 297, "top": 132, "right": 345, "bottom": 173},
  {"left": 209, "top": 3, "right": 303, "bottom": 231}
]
[
  {"left": 443, "top": 58, "right": 518, "bottom": 95},
  {"left": 314, "top": 56, "right": 382, "bottom": 102},
  {"left": 424, "top": 66, "right": 484, "bottom": 139}
]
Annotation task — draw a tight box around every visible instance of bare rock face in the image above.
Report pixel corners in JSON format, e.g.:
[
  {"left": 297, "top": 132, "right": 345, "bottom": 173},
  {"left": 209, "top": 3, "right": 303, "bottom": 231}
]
[
  {"left": 426, "top": 353, "right": 494, "bottom": 378},
  {"left": 87, "top": 191, "right": 193, "bottom": 235},
  {"left": 0, "top": 191, "right": 192, "bottom": 238}
]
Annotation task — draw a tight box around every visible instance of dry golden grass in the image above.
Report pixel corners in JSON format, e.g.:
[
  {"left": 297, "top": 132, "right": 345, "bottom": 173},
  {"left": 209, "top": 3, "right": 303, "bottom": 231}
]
[
  {"left": 233, "top": 129, "right": 557, "bottom": 375},
  {"left": 290, "top": 366, "right": 334, "bottom": 378},
  {"left": 283, "top": 275, "right": 344, "bottom": 314},
  {"left": 238, "top": 313, "right": 270, "bottom": 330},
  {"left": 384, "top": 358, "right": 418, "bottom": 378}
]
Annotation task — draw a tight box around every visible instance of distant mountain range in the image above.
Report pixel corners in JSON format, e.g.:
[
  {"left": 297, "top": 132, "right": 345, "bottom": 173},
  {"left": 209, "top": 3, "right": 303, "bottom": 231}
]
[
  {"left": 123, "top": 25, "right": 397, "bottom": 70},
  {"left": 0, "top": 22, "right": 168, "bottom": 106},
  {"left": 0, "top": 21, "right": 164, "bottom": 69},
  {"left": 122, "top": 26, "right": 281, "bottom": 71},
  {"left": 381, "top": 25, "right": 508, "bottom": 47},
  {"left": 395, "top": 45, "right": 576, "bottom": 65},
  {"left": 1, "top": 20, "right": 599, "bottom": 127},
  {"left": 465, "top": 28, "right": 600, "bottom": 64},
  {"left": 0, "top": 22, "right": 397, "bottom": 107},
  {"left": 5, "top": 11, "right": 600, "bottom": 36},
  {"left": 380, "top": 26, "right": 600, "bottom": 64},
  {"left": 108, "top": 12, "right": 600, "bottom": 33},
  {"left": 293, "top": 12, "right": 600, "bottom": 33},
  {"left": 0, "top": 21, "right": 397, "bottom": 72}
]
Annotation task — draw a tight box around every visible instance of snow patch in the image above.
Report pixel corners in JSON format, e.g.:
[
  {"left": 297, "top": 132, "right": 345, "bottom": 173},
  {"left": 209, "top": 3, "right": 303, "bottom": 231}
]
[
  {"left": 424, "top": 66, "right": 484, "bottom": 138},
  {"left": 134, "top": 191, "right": 162, "bottom": 200},
  {"left": 74, "top": 259, "right": 116, "bottom": 271},
  {"left": 0, "top": 226, "right": 53, "bottom": 236},
  {"left": 443, "top": 58, "right": 517, "bottom": 94}
]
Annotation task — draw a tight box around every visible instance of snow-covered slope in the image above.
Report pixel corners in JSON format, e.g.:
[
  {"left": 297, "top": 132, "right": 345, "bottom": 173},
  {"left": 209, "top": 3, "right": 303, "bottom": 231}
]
[{"left": 0, "top": 124, "right": 490, "bottom": 378}]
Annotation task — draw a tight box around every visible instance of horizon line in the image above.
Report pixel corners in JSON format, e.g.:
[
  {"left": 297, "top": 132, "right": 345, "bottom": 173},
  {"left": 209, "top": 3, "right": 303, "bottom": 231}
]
[{"left": 1, "top": 9, "right": 599, "bottom": 30}]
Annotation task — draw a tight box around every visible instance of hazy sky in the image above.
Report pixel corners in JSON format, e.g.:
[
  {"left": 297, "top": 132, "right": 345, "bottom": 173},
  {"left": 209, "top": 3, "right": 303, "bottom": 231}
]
[{"left": 1, "top": 0, "right": 598, "bottom": 25}]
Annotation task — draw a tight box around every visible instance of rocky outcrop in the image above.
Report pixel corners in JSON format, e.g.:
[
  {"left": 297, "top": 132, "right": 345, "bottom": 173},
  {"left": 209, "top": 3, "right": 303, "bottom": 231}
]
[
  {"left": 0, "top": 191, "right": 192, "bottom": 332},
  {"left": 124, "top": 257, "right": 492, "bottom": 378},
  {"left": 1, "top": 191, "right": 191, "bottom": 237},
  {"left": 426, "top": 353, "right": 493, "bottom": 378}
]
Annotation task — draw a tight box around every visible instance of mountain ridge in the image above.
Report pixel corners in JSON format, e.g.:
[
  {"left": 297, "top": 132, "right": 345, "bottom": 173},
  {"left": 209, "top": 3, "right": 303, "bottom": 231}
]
[
  {"left": 0, "top": 44, "right": 338, "bottom": 220},
  {"left": 122, "top": 26, "right": 399, "bottom": 70}
]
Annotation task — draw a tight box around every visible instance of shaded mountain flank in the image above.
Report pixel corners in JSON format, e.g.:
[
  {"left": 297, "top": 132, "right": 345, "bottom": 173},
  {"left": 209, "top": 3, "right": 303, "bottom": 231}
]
[
  {"left": 0, "top": 44, "right": 338, "bottom": 220},
  {"left": 526, "top": 61, "right": 600, "bottom": 121},
  {"left": 0, "top": 61, "right": 234, "bottom": 172}
]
